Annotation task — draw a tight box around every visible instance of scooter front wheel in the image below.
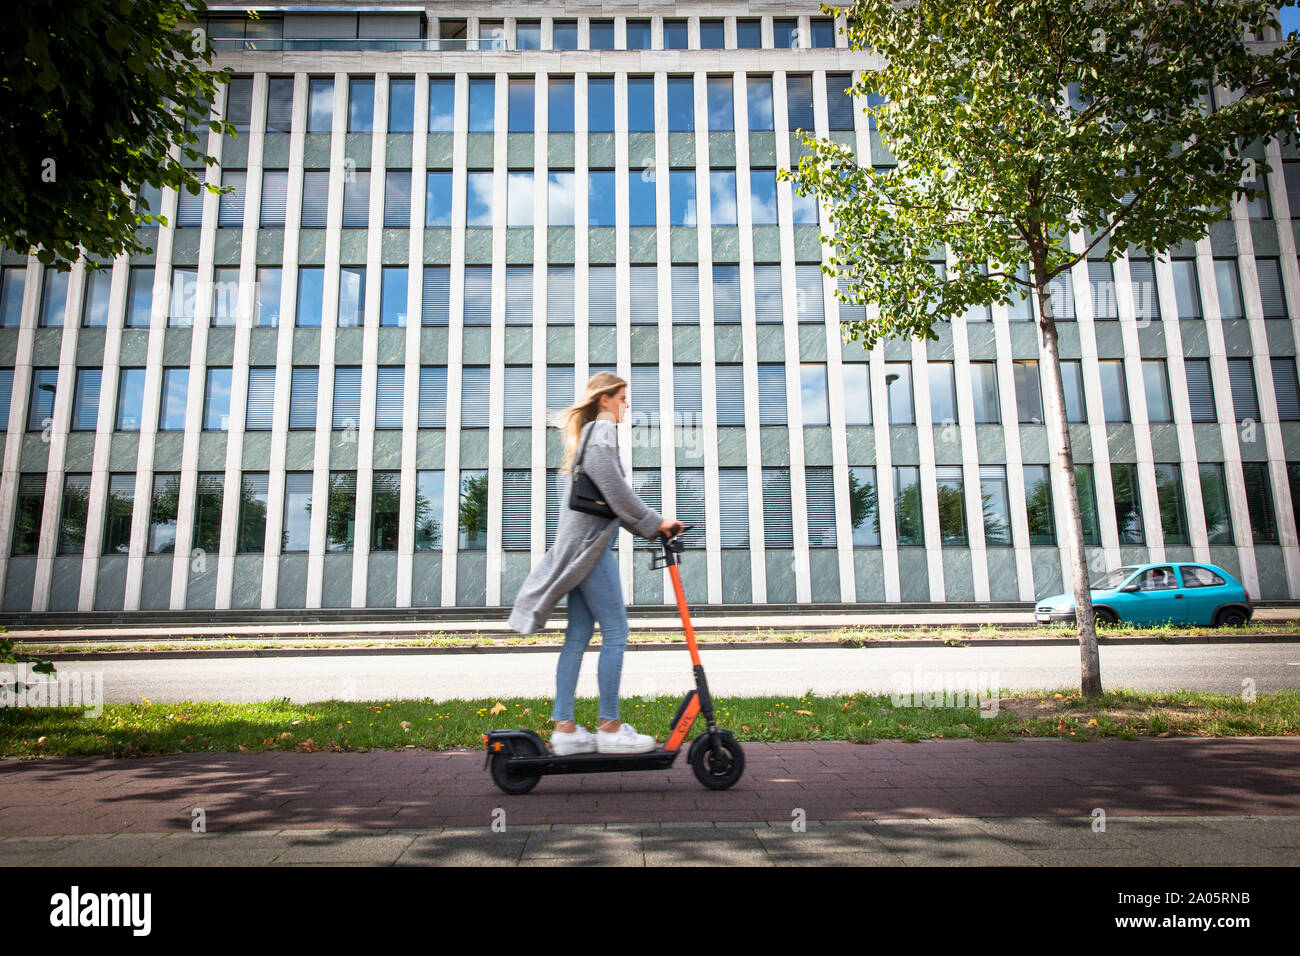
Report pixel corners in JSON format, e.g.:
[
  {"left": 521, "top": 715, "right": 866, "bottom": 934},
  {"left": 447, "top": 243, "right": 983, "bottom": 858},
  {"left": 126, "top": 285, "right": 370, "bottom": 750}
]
[
  {"left": 490, "top": 753, "right": 541, "bottom": 794},
  {"left": 689, "top": 732, "right": 745, "bottom": 790}
]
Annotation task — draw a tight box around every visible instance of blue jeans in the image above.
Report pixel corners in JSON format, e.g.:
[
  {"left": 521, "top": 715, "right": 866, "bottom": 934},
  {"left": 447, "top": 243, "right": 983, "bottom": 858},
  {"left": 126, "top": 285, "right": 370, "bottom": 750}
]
[{"left": 551, "top": 536, "right": 628, "bottom": 723}]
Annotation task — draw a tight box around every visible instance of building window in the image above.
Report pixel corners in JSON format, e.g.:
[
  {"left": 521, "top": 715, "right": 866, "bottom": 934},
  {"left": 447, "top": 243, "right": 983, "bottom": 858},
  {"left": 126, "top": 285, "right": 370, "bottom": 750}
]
[
  {"left": 667, "top": 75, "right": 694, "bottom": 131},
  {"left": 11, "top": 474, "right": 44, "bottom": 555},
  {"left": 0, "top": 368, "right": 11, "bottom": 428},
  {"left": 1153, "top": 463, "right": 1187, "bottom": 546},
  {"left": 300, "top": 170, "right": 329, "bottom": 229},
  {"left": 218, "top": 170, "right": 245, "bottom": 227},
  {"left": 800, "top": 364, "right": 830, "bottom": 426},
  {"left": 332, "top": 367, "right": 361, "bottom": 430},
  {"left": 507, "top": 77, "right": 534, "bottom": 133},
  {"left": 81, "top": 269, "right": 110, "bottom": 328},
  {"left": 388, "top": 77, "right": 415, "bottom": 133},
  {"left": 935, "top": 465, "right": 967, "bottom": 546},
  {"left": 588, "top": 266, "right": 615, "bottom": 325},
  {"left": 384, "top": 170, "right": 411, "bottom": 228},
  {"left": 1088, "top": 260, "right": 1117, "bottom": 319},
  {"left": 71, "top": 368, "right": 101, "bottom": 431},
  {"left": 1170, "top": 259, "right": 1202, "bottom": 319},
  {"left": 629, "top": 169, "right": 657, "bottom": 227},
  {"left": 168, "top": 267, "right": 197, "bottom": 326},
  {"left": 0, "top": 268, "right": 24, "bottom": 328},
  {"left": 468, "top": 76, "right": 494, "bottom": 132},
  {"left": 589, "top": 20, "right": 615, "bottom": 50},
  {"left": 126, "top": 267, "right": 153, "bottom": 327},
  {"left": 1013, "top": 360, "right": 1043, "bottom": 424},
  {"left": 325, "top": 471, "right": 356, "bottom": 552},
  {"left": 289, "top": 367, "right": 317, "bottom": 429},
  {"left": 588, "top": 76, "right": 614, "bottom": 131},
  {"left": 795, "top": 265, "right": 824, "bottom": 323},
  {"left": 116, "top": 368, "right": 145, "bottom": 431},
  {"left": 775, "top": 18, "right": 800, "bottom": 49},
  {"left": 675, "top": 468, "right": 706, "bottom": 549},
  {"left": 423, "top": 266, "right": 450, "bottom": 325},
  {"left": 147, "top": 472, "right": 180, "bottom": 553},
  {"left": 418, "top": 366, "right": 447, "bottom": 428},
  {"left": 255, "top": 267, "right": 281, "bottom": 327},
  {"left": 981, "top": 465, "right": 1012, "bottom": 545},
  {"left": 970, "top": 362, "right": 1000, "bottom": 424},
  {"left": 885, "top": 363, "right": 914, "bottom": 425},
  {"left": 191, "top": 472, "right": 223, "bottom": 555},
  {"left": 342, "top": 170, "right": 370, "bottom": 227},
  {"left": 1256, "top": 258, "right": 1288, "bottom": 319},
  {"left": 893, "top": 466, "right": 923, "bottom": 546},
  {"left": 246, "top": 367, "right": 275, "bottom": 430},
  {"left": 1075, "top": 463, "right": 1100, "bottom": 546},
  {"left": 587, "top": 170, "right": 616, "bottom": 227},
  {"left": 847, "top": 466, "right": 879, "bottom": 546},
  {"left": 1127, "top": 257, "right": 1160, "bottom": 321},
  {"left": 279, "top": 472, "right": 312, "bottom": 553},
  {"left": 1024, "top": 464, "right": 1056, "bottom": 545},
  {"left": 158, "top": 368, "right": 189, "bottom": 431},
  {"left": 630, "top": 365, "right": 659, "bottom": 427},
  {"left": 1142, "top": 359, "right": 1173, "bottom": 423},
  {"left": 203, "top": 367, "right": 232, "bottom": 430},
  {"left": 338, "top": 267, "right": 365, "bottom": 327},
  {"left": 929, "top": 362, "right": 956, "bottom": 425},
  {"left": 425, "top": 170, "right": 452, "bottom": 226},
  {"left": 1273, "top": 358, "right": 1300, "bottom": 421},
  {"left": 747, "top": 76, "right": 774, "bottom": 131},
  {"left": 375, "top": 366, "right": 403, "bottom": 429},
  {"left": 265, "top": 76, "right": 293, "bottom": 134},
  {"left": 547, "top": 171, "right": 576, "bottom": 227},
  {"left": 1111, "top": 462, "right": 1144, "bottom": 544},
  {"left": 507, "top": 171, "right": 534, "bottom": 227},
  {"left": 463, "top": 266, "right": 491, "bottom": 326},
  {"left": 369, "top": 471, "right": 400, "bottom": 552},
  {"left": 380, "top": 266, "right": 407, "bottom": 327},
  {"left": 237, "top": 472, "right": 268, "bottom": 553},
  {"left": 545, "top": 266, "right": 574, "bottom": 325},
  {"left": 748, "top": 168, "right": 777, "bottom": 225},
  {"left": 1199, "top": 462, "right": 1233, "bottom": 544},
  {"left": 1227, "top": 358, "right": 1260, "bottom": 422},
  {"left": 428, "top": 77, "right": 454, "bottom": 132},
  {"left": 826, "top": 73, "right": 855, "bottom": 130},
  {"left": 348, "top": 77, "right": 374, "bottom": 132},
  {"left": 102, "top": 473, "right": 134, "bottom": 554},
  {"left": 706, "top": 75, "right": 733, "bottom": 131},
  {"left": 211, "top": 266, "right": 239, "bottom": 327},
  {"left": 626, "top": 19, "right": 652, "bottom": 50},
  {"left": 786, "top": 74, "right": 814, "bottom": 131},
  {"left": 843, "top": 364, "right": 871, "bottom": 425},
  {"left": 290, "top": 266, "right": 320, "bottom": 328},
  {"left": 737, "top": 19, "right": 762, "bottom": 49},
  {"left": 466, "top": 170, "right": 494, "bottom": 226},
  {"left": 415, "top": 470, "right": 444, "bottom": 550},
  {"left": 628, "top": 76, "right": 655, "bottom": 132},
  {"left": 308, "top": 77, "right": 333, "bottom": 132},
  {"left": 661, "top": 18, "right": 688, "bottom": 49},
  {"left": 38, "top": 267, "right": 68, "bottom": 328},
  {"left": 761, "top": 467, "right": 793, "bottom": 548},
  {"left": 630, "top": 266, "right": 657, "bottom": 325},
  {"left": 754, "top": 265, "right": 783, "bottom": 323},
  {"left": 716, "top": 364, "right": 744, "bottom": 426},
  {"left": 1246, "top": 177, "right": 1272, "bottom": 219},
  {"left": 1214, "top": 259, "right": 1245, "bottom": 319},
  {"left": 1185, "top": 358, "right": 1216, "bottom": 422},
  {"left": 496, "top": 469, "right": 529, "bottom": 551},
  {"left": 806, "top": 467, "right": 836, "bottom": 546},
  {"left": 1098, "top": 359, "right": 1129, "bottom": 422},
  {"left": 458, "top": 469, "right": 488, "bottom": 550},
  {"left": 1241, "top": 461, "right": 1278, "bottom": 543},
  {"left": 503, "top": 366, "right": 531, "bottom": 426},
  {"left": 58, "top": 473, "right": 91, "bottom": 555},
  {"left": 547, "top": 77, "right": 575, "bottom": 133},
  {"left": 671, "top": 265, "right": 699, "bottom": 325},
  {"left": 674, "top": 364, "right": 702, "bottom": 429},
  {"left": 669, "top": 169, "right": 697, "bottom": 227},
  {"left": 461, "top": 366, "right": 490, "bottom": 428}
]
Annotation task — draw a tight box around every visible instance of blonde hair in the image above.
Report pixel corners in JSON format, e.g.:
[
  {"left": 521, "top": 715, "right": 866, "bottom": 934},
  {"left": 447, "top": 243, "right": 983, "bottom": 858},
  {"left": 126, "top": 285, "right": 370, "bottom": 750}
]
[{"left": 557, "top": 372, "right": 627, "bottom": 473}]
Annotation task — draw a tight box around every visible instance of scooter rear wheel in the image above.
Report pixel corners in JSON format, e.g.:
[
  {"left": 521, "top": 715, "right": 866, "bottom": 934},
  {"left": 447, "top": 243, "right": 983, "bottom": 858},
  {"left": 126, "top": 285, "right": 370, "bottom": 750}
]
[
  {"left": 690, "top": 732, "right": 745, "bottom": 790},
  {"left": 490, "top": 753, "right": 541, "bottom": 794}
]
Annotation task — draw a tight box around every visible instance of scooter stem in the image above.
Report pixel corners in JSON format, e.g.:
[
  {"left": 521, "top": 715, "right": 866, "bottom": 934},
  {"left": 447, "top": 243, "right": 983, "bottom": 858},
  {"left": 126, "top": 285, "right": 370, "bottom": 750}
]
[{"left": 667, "top": 562, "right": 702, "bottom": 670}]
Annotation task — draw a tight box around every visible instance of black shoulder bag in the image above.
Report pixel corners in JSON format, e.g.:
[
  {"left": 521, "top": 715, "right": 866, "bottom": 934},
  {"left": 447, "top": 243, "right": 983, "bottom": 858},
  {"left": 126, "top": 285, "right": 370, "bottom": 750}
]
[{"left": 568, "top": 421, "right": 617, "bottom": 519}]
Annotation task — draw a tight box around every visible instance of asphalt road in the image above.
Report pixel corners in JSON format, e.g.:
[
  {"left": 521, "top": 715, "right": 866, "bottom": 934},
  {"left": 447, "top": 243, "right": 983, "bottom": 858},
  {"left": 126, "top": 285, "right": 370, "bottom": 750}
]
[{"left": 14, "top": 642, "right": 1300, "bottom": 704}]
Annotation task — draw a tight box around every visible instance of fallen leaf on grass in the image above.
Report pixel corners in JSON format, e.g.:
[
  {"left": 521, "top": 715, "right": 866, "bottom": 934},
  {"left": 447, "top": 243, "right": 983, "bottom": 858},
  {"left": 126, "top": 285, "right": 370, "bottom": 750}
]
[
  {"left": 489, "top": 702, "right": 506, "bottom": 716},
  {"left": 795, "top": 709, "right": 813, "bottom": 716}
]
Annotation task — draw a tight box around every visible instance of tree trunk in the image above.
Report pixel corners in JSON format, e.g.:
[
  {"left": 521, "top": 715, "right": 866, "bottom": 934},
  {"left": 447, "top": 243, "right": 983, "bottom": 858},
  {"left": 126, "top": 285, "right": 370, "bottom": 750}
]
[{"left": 1034, "top": 276, "right": 1103, "bottom": 698}]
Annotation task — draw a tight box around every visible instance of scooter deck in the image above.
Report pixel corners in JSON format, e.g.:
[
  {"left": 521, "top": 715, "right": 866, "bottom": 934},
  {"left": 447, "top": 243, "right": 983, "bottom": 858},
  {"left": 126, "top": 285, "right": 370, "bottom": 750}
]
[{"left": 507, "top": 747, "right": 681, "bottom": 775}]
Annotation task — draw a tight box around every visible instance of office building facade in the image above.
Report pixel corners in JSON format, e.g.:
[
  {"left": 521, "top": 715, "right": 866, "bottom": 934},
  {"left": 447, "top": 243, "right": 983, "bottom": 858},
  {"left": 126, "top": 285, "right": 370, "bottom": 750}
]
[{"left": 0, "top": 1, "right": 1298, "bottom": 614}]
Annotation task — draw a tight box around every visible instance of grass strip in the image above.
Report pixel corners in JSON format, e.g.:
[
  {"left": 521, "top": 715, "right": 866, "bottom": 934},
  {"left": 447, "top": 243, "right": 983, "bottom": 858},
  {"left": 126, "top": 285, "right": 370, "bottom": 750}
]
[
  {"left": 1, "top": 688, "right": 1296, "bottom": 759},
  {"left": 11, "top": 620, "right": 1298, "bottom": 655}
]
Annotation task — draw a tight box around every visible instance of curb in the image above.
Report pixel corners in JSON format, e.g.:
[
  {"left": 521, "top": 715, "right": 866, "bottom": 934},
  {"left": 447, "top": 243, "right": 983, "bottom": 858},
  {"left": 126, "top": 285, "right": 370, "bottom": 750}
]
[{"left": 18, "top": 632, "right": 1300, "bottom": 660}]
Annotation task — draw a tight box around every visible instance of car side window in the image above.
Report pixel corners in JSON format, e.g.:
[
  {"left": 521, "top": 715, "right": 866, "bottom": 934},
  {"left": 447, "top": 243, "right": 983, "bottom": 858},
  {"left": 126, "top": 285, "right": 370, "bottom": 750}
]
[
  {"left": 1181, "top": 565, "right": 1225, "bottom": 588},
  {"left": 1138, "top": 566, "right": 1177, "bottom": 590}
]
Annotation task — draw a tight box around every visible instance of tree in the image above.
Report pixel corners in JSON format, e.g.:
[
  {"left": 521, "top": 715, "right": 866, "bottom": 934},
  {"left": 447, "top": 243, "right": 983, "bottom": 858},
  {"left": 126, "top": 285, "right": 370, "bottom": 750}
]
[
  {"left": 0, "top": 0, "right": 230, "bottom": 269},
  {"left": 784, "top": 0, "right": 1299, "bottom": 696}
]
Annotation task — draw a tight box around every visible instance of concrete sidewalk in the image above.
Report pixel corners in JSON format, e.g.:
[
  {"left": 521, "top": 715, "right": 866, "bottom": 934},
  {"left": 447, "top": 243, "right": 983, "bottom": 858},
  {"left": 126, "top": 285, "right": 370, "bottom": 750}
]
[{"left": 1, "top": 738, "right": 1297, "bottom": 865}]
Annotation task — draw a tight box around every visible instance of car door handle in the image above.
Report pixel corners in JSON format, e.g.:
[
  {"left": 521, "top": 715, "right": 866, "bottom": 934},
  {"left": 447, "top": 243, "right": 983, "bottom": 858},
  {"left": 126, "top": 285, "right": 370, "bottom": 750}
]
[{"left": 1174, "top": 594, "right": 1184, "bottom": 598}]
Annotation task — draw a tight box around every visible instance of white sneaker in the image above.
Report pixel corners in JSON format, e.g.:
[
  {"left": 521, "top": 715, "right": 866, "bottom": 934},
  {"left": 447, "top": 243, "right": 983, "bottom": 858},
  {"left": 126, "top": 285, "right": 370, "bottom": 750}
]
[
  {"left": 596, "top": 722, "right": 656, "bottom": 754},
  {"left": 551, "top": 725, "right": 596, "bottom": 756}
]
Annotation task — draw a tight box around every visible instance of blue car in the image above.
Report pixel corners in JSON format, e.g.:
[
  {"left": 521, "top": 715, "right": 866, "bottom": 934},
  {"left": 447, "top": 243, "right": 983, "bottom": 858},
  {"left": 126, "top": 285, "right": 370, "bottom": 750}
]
[{"left": 1034, "top": 562, "right": 1253, "bottom": 627}]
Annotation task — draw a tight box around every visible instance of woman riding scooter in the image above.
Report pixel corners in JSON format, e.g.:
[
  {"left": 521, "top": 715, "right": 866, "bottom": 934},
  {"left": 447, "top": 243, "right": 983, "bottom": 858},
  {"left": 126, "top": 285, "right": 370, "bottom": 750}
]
[{"left": 507, "top": 372, "right": 680, "bottom": 756}]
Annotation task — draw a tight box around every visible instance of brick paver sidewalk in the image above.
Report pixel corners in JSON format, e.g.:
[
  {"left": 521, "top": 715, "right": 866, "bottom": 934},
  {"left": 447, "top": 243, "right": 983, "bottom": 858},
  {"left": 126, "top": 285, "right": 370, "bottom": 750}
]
[{"left": 2, "top": 738, "right": 1298, "bottom": 834}]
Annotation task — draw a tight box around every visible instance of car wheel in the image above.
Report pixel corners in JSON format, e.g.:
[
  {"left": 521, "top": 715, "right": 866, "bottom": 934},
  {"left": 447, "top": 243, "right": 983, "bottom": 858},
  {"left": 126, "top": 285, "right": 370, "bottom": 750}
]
[
  {"left": 1093, "top": 607, "right": 1118, "bottom": 626},
  {"left": 1216, "top": 608, "right": 1247, "bottom": 628}
]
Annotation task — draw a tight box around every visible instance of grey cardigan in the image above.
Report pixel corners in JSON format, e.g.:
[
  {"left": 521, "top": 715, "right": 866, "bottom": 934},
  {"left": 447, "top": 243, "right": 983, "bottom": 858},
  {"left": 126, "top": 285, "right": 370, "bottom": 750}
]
[{"left": 507, "top": 418, "right": 663, "bottom": 634}]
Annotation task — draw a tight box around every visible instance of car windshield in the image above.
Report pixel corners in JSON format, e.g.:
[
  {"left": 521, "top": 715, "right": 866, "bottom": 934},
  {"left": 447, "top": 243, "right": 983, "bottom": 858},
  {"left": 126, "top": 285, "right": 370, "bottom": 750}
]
[{"left": 1090, "top": 567, "right": 1139, "bottom": 591}]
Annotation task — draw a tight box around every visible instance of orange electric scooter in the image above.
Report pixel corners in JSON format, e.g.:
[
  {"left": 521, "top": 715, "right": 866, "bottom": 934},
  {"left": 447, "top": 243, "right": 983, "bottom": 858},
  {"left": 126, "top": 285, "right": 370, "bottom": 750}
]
[{"left": 484, "top": 522, "right": 744, "bottom": 793}]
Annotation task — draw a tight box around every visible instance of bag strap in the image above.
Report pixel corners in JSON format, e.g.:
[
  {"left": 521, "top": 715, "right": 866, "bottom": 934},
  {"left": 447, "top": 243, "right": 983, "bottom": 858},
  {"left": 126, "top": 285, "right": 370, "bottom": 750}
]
[{"left": 571, "top": 420, "right": 597, "bottom": 479}]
